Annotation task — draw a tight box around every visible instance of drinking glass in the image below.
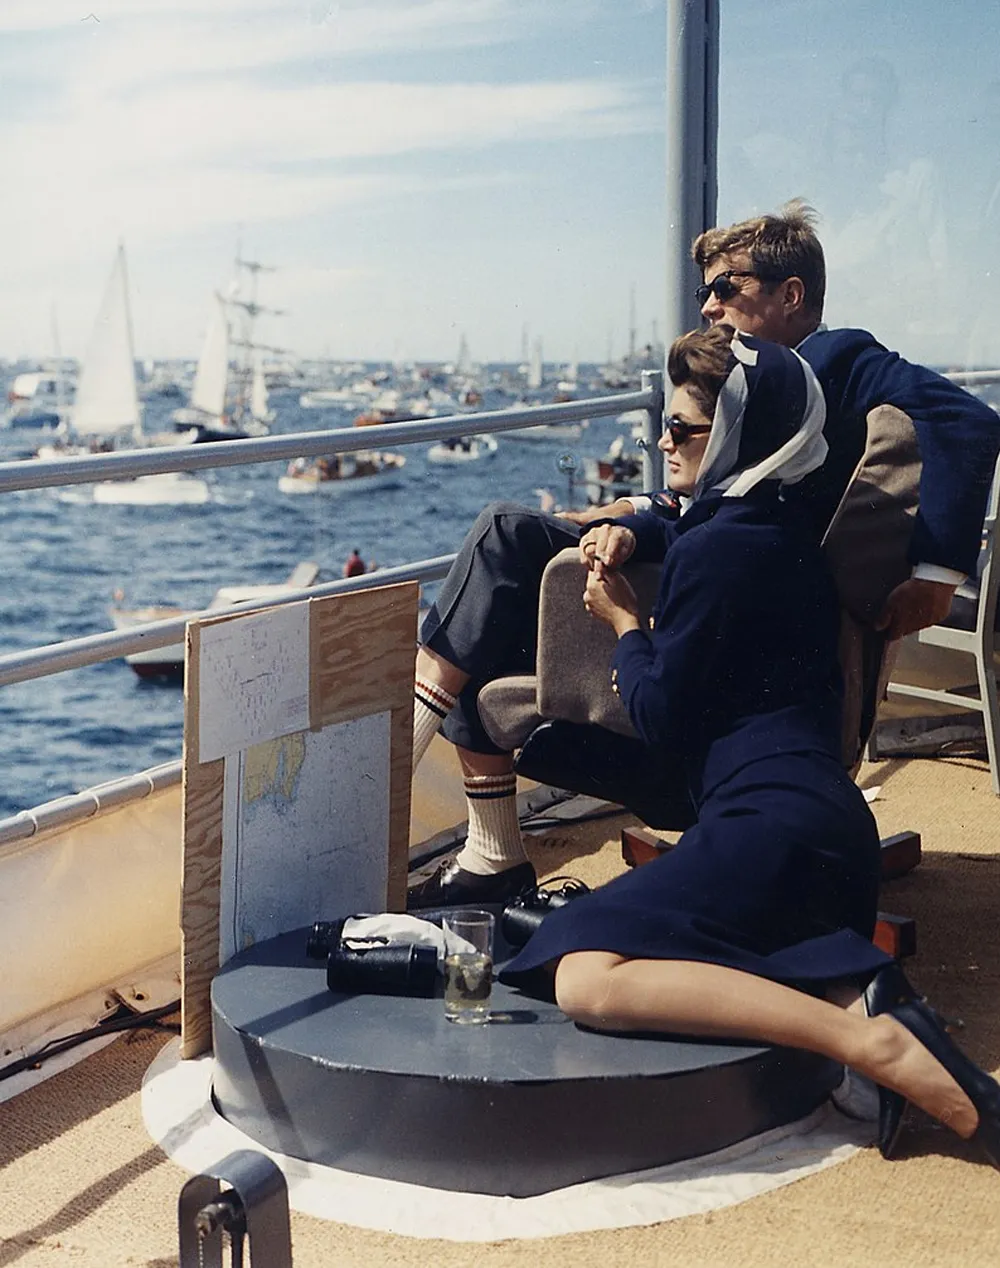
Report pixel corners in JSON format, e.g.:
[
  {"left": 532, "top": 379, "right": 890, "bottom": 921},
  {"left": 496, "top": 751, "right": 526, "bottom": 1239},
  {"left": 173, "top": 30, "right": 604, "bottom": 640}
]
[{"left": 441, "top": 909, "right": 495, "bottom": 1024}]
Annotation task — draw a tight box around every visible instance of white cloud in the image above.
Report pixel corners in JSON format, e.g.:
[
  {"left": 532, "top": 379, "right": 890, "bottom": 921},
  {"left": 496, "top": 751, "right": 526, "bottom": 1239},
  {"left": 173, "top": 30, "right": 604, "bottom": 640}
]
[
  {"left": 0, "top": 0, "right": 665, "bottom": 358},
  {"left": 0, "top": 0, "right": 517, "bottom": 67},
  {"left": 95, "top": 78, "right": 648, "bottom": 164},
  {"left": 0, "top": 74, "right": 651, "bottom": 272}
]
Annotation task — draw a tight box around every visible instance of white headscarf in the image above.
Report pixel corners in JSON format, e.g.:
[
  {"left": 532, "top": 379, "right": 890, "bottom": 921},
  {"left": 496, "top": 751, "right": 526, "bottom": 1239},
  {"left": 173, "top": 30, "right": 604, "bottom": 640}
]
[{"left": 692, "top": 331, "right": 828, "bottom": 502}]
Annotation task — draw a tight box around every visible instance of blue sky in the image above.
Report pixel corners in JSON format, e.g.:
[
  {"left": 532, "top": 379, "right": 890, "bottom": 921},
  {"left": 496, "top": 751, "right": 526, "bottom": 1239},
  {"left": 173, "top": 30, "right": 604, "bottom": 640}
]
[{"left": 0, "top": 0, "right": 997, "bottom": 366}]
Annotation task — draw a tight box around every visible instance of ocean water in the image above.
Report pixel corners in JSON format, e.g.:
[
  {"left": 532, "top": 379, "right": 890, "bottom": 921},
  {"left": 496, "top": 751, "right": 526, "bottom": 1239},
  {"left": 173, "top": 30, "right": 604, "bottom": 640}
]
[{"left": 0, "top": 391, "right": 631, "bottom": 816}]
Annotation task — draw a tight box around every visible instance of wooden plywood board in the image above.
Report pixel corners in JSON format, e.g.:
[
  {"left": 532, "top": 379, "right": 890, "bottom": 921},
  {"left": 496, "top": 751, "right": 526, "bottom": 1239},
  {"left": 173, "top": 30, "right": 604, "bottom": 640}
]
[{"left": 180, "top": 583, "right": 418, "bottom": 1057}]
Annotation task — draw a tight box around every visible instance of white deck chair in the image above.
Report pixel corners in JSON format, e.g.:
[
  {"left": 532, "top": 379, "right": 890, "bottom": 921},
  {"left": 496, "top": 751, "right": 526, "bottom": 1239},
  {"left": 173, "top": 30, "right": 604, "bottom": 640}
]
[{"left": 880, "top": 454, "right": 1000, "bottom": 794}]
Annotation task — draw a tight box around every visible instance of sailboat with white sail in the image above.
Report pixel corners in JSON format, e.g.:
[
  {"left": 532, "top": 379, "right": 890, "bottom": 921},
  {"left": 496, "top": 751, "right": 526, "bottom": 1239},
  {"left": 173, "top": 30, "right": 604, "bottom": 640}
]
[
  {"left": 34, "top": 247, "right": 139, "bottom": 461},
  {"left": 527, "top": 337, "right": 544, "bottom": 391},
  {"left": 74, "top": 245, "right": 143, "bottom": 448},
  {"left": 35, "top": 244, "right": 141, "bottom": 460},
  {"left": 171, "top": 292, "right": 231, "bottom": 440},
  {"left": 249, "top": 349, "right": 276, "bottom": 428},
  {"left": 36, "top": 244, "right": 210, "bottom": 505}
]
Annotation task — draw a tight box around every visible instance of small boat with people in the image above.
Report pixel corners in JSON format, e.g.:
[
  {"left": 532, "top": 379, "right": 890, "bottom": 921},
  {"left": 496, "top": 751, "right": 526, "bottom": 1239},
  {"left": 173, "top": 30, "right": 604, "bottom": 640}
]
[
  {"left": 2, "top": 371, "right": 72, "bottom": 430},
  {"left": 277, "top": 449, "right": 407, "bottom": 495},
  {"left": 426, "top": 433, "right": 498, "bottom": 464},
  {"left": 580, "top": 432, "right": 645, "bottom": 505}
]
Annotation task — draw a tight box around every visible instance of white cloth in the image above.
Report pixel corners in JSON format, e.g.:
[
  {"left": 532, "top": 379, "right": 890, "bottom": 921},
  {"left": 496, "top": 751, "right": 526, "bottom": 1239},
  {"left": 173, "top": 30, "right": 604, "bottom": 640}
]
[{"left": 341, "top": 913, "right": 475, "bottom": 968}]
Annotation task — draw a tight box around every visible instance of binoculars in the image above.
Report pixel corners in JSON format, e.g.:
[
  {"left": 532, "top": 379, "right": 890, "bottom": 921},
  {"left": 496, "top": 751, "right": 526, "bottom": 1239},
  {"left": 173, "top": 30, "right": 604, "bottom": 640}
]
[
  {"left": 304, "top": 874, "right": 590, "bottom": 998},
  {"left": 500, "top": 876, "right": 591, "bottom": 949},
  {"left": 306, "top": 919, "right": 439, "bottom": 998}
]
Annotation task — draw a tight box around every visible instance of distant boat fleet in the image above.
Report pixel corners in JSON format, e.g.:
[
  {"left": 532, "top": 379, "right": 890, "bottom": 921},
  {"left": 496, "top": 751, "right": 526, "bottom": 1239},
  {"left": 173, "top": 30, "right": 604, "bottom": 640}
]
[{"left": 1, "top": 253, "right": 675, "bottom": 510}]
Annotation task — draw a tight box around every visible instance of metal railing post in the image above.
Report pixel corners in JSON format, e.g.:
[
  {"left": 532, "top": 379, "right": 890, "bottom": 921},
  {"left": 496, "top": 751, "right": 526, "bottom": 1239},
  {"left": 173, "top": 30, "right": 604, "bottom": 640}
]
[
  {"left": 640, "top": 369, "right": 665, "bottom": 491},
  {"left": 665, "top": 0, "right": 719, "bottom": 345}
]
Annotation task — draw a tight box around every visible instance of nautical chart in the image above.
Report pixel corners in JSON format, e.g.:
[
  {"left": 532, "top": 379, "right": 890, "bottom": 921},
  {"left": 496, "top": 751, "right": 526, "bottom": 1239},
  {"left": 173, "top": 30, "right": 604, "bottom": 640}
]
[
  {"left": 197, "top": 601, "right": 311, "bottom": 762},
  {"left": 218, "top": 714, "right": 391, "bottom": 962}
]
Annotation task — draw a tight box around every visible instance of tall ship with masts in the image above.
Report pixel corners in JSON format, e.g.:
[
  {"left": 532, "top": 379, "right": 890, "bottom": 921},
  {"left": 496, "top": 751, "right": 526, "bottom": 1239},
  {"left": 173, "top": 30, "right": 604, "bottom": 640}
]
[{"left": 172, "top": 253, "right": 284, "bottom": 443}]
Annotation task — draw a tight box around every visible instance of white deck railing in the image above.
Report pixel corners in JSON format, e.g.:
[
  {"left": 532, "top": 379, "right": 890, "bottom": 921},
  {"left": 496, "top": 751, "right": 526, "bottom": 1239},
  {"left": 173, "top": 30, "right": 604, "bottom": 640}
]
[{"left": 0, "top": 375, "right": 665, "bottom": 835}]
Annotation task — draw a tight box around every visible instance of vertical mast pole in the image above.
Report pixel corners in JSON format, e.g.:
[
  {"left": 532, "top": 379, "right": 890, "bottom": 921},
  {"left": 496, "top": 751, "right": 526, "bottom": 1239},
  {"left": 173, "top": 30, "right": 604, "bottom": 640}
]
[{"left": 665, "top": 0, "right": 719, "bottom": 346}]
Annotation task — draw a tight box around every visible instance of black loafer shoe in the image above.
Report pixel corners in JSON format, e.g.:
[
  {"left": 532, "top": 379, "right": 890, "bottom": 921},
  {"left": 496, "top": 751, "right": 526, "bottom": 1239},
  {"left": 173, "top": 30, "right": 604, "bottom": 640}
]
[
  {"left": 863, "top": 963, "right": 918, "bottom": 1157},
  {"left": 407, "top": 858, "right": 536, "bottom": 911}
]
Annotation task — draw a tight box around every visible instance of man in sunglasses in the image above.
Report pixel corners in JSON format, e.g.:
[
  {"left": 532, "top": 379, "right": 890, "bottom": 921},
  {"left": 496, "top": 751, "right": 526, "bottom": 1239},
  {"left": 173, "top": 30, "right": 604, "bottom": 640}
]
[
  {"left": 692, "top": 200, "right": 998, "bottom": 644},
  {"left": 692, "top": 200, "right": 999, "bottom": 767}
]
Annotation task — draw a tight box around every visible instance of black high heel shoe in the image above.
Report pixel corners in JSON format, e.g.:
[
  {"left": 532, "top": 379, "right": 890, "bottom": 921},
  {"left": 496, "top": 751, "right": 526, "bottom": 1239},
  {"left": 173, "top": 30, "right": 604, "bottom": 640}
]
[
  {"left": 890, "top": 998, "right": 1000, "bottom": 1169},
  {"left": 862, "top": 962, "right": 918, "bottom": 1158}
]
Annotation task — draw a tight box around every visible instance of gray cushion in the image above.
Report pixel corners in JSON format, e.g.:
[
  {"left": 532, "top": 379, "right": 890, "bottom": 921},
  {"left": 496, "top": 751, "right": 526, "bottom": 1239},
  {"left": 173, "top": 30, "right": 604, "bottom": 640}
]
[
  {"left": 476, "top": 548, "right": 661, "bottom": 749},
  {"left": 536, "top": 550, "right": 660, "bottom": 736},
  {"left": 477, "top": 676, "right": 544, "bottom": 752}
]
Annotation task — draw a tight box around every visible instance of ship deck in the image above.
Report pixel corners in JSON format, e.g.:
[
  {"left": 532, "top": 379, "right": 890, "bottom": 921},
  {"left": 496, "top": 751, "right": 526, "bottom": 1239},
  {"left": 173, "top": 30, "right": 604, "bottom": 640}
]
[{"left": 3, "top": 742, "right": 999, "bottom": 1266}]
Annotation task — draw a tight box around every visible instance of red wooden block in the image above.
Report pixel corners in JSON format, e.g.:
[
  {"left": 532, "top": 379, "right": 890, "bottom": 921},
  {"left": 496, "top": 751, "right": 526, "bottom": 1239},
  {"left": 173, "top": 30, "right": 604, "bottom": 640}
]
[
  {"left": 621, "top": 826, "right": 673, "bottom": 868},
  {"left": 873, "top": 912, "right": 917, "bottom": 959},
  {"left": 879, "top": 831, "right": 922, "bottom": 881}
]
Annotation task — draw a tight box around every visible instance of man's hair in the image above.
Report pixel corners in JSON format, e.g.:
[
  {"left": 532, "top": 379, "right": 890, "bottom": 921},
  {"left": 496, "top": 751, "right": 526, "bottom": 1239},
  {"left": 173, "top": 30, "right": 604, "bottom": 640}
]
[
  {"left": 667, "top": 323, "right": 736, "bottom": 418},
  {"left": 691, "top": 199, "right": 826, "bottom": 318}
]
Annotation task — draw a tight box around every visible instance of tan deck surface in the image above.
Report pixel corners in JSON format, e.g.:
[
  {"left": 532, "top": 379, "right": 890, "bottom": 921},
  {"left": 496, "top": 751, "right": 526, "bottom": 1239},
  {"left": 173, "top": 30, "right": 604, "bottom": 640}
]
[{"left": 3, "top": 747, "right": 1000, "bottom": 1266}]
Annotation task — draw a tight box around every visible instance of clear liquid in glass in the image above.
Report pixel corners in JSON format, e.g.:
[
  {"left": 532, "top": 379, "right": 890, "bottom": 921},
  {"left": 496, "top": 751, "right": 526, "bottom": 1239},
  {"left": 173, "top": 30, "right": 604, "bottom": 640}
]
[{"left": 443, "top": 950, "right": 492, "bottom": 1024}]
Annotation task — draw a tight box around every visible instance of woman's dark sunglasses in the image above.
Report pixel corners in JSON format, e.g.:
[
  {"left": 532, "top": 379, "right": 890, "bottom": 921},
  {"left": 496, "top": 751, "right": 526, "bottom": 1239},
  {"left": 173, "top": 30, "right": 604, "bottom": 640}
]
[
  {"left": 665, "top": 416, "right": 713, "bottom": 446},
  {"left": 694, "top": 269, "right": 760, "bottom": 306}
]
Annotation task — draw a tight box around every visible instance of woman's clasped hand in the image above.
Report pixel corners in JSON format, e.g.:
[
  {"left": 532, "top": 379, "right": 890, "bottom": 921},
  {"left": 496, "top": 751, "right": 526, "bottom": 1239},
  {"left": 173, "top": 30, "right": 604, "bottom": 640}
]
[
  {"left": 578, "top": 523, "right": 636, "bottom": 578},
  {"left": 579, "top": 523, "right": 641, "bottom": 635}
]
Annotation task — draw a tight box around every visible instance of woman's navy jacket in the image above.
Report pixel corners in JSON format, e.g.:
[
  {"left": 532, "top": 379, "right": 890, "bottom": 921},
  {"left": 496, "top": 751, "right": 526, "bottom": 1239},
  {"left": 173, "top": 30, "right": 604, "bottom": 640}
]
[{"left": 611, "top": 489, "right": 843, "bottom": 806}]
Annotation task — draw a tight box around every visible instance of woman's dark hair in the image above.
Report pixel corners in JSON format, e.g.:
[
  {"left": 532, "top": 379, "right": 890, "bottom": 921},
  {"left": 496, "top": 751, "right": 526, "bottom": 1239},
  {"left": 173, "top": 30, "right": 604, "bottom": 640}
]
[{"left": 666, "top": 324, "right": 737, "bottom": 419}]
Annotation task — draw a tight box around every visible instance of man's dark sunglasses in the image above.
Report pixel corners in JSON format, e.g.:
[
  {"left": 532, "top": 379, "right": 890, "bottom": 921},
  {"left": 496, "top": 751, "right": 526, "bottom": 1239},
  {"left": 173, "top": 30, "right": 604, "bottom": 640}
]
[
  {"left": 665, "top": 416, "right": 713, "bottom": 446},
  {"left": 695, "top": 269, "right": 761, "bottom": 306}
]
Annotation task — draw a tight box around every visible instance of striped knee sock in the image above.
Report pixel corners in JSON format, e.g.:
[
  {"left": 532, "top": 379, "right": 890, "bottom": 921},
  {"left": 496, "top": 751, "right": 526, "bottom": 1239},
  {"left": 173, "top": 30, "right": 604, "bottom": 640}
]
[
  {"left": 455, "top": 772, "right": 528, "bottom": 875},
  {"left": 412, "top": 675, "right": 458, "bottom": 770}
]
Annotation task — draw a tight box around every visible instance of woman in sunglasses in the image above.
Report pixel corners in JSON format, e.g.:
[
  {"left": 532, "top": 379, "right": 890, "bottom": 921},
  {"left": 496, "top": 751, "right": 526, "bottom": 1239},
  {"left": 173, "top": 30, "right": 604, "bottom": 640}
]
[{"left": 501, "top": 324, "right": 1000, "bottom": 1171}]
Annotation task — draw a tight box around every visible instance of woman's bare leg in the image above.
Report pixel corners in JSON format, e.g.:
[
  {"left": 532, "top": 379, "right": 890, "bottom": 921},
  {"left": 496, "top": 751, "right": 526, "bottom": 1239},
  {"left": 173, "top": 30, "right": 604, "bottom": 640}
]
[{"left": 554, "top": 952, "right": 979, "bottom": 1138}]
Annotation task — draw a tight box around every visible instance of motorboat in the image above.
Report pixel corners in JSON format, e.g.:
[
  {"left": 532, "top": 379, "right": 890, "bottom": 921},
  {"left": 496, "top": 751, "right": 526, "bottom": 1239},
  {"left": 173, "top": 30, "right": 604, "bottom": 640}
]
[
  {"left": 109, "top": 560, "right": 321, "bottom": 682},
  {"left": 277, "top": 449, "right": 407, "bottom": 494},
  {"left": 299, "top": 386, "right": 361, "bottom": 409},
  {"left": 426, "top": 434, "right": 498, "bottom": 463},
  {"left": 2, "top": 371, "right": 72, "bottom": 430},
  {"left": 505, "top": 406, "right": 589, "bottom": 442},
  {"left": 580, "top": 433, "right": 644, "bottom": 505},
  {"left": 92, "top": 471, "right": 212, "bottom": 506}
]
